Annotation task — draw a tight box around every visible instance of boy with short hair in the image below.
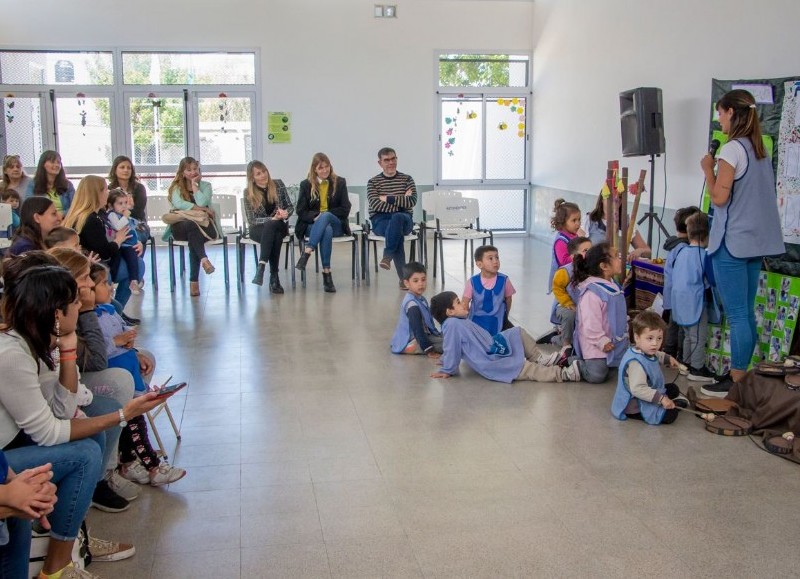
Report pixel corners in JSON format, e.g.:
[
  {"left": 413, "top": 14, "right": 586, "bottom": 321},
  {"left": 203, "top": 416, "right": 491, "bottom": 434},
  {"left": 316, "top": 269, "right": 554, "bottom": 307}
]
[
  {"left": 662, "top": 206, "right": 701, "bottom": 358},
  {"left": 671, "top": 212, "right": 717, "bottom": 384},
  {"left": 0, "top": 188, "right": 21, "bottom": 234},
  {"left": 549, "top": 236, "right": 591, "bottom": 360},
  {"left": 429, "top": 291, "right": 582, "bottom": 383},
  {"left": 611, "top": 310, "right": 687, "bottom": 425},
  {"left": 390, "top": 262, "right": 443, "bottom": 356},
  {"left": 462, "top": 245, "right": 514, "bottom": 335}
]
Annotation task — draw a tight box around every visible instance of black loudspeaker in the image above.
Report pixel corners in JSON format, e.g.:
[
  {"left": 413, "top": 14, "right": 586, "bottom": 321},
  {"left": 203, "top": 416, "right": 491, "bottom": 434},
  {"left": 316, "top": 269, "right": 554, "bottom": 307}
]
[{"left": 619, "top": 87, "right": 665, "bottom": 157}]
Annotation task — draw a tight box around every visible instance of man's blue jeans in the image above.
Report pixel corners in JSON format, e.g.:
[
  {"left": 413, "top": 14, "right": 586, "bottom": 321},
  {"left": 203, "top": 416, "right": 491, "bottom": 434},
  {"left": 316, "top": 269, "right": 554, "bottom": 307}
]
[{"left": 371, "top": 212, "right": 413, "bottom": 276}]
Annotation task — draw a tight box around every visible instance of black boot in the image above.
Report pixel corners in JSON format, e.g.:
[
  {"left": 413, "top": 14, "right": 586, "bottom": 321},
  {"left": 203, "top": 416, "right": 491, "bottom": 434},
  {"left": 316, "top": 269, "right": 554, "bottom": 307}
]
[
  {"left": 269, "top": 272, "right": 284, "bottom": 294},
  {"left": 295, "top": 251, "right": 311, "bottom": 270},
  {"left": 252, "top": 262, "right": 266, "bottom": 286},
  {"left": 322, "top": 272, "right": 336, "bottom": 293}
]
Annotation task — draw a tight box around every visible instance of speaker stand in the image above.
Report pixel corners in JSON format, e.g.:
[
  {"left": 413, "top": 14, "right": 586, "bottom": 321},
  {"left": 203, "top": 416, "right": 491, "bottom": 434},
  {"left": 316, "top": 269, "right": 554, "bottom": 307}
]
[{"left": 637, "top": 154, "right": 669, "bottom": 249}]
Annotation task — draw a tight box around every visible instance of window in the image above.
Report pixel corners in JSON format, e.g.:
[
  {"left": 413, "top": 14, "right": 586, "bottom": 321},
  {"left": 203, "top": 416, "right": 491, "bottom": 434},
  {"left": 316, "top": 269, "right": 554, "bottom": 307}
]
[
  {"left": 122, "top": 52, "right": 256, "bottom": 85},
  {"left": 436, "top": 53, "right": 530, "bottom": 231},
  {"left": 0, "top": 51, "right": 113, "bottom": 85}
]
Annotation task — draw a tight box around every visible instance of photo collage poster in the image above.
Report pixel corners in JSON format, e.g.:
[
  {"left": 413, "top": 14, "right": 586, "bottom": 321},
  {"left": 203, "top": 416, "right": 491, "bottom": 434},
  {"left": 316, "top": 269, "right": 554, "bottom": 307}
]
[{"left": 706, "top": 271, "right": 799, "bottom": 372}]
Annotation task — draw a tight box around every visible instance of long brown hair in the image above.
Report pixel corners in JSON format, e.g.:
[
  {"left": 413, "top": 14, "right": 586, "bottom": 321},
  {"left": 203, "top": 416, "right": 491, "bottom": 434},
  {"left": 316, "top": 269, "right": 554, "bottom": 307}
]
[
  {"left": 1, "top": 154, "right": 27, "bottom": 194},
  {"left": 306, "top": 153, "right": 338, "bottom": 201},
  {"left": 245, "top": 160, "right": 277, "bottom": 209},
  {"left": 9, "top": 197, "right": 55, "bottom": 251},
  {"left": 168, "top": 157, "right": 199, "bottom": 204},
  {"left": 108, "top": 155, "right": 139, "bottom": 193},
  {"left": 32, "top": 150, "right": 70, "bottom": 196},
  {"left": 717, "top": 89, "right": 766, "bottom": 160}
]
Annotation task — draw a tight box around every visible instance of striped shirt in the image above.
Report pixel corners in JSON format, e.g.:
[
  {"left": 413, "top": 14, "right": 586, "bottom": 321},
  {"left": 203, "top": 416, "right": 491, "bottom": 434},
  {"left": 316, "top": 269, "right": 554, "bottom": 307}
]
[{"left": 367, "top": 171, "right": 417, "bottom": 217}]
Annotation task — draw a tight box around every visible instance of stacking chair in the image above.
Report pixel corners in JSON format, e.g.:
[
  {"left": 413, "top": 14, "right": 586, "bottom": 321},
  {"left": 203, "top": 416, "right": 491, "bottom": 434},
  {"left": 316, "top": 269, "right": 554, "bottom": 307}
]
[
  {"left": 419, "top": 189, "right": 462, "bottom": 267},
  {"left": 0, "top": 203, "right": 13, "bottom": 250},
  {"left": 364, "top": 208, "right": 419, "bottom": 286},
  {"left": 145, "top": 195, "right": 174, "bottom": 291},
  {"left": 165, "top": 197, "right": 232, "bottom": 293},
  {"left": 236, "top": 197, "right": 296, "bottom": 290},
  {"left": 298, "top": 192, "right": 363, "bottom": 288},
  {"left": 432, "top": 196, "right": 493, "bottom": 282}
]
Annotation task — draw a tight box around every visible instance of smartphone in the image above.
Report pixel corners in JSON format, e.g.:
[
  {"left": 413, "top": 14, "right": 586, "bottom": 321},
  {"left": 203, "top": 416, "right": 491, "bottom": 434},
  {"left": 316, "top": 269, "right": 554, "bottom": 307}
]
[{"left": 154, "top": 382, "right": 187, "bottom": 398}]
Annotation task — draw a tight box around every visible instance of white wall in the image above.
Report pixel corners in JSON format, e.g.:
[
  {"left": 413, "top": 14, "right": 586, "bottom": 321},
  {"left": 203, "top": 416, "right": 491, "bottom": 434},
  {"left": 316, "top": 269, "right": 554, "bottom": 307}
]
[
  {"left": 531, "top": 0, "right": 800, "bottom": 210},
  {"left": 2, "top": 0, "right": 533, "bottom": 186}
]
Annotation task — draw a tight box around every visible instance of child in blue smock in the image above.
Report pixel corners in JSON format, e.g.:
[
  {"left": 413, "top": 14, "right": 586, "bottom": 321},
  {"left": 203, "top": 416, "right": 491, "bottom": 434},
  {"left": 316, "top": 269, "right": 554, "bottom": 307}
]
[
  {"left": 391, "top": 262, "right": 443, "bottom": 356},
  {"left": 670, "top": 212, "right": 717, "bottom": 383},
  {"left": 429, "top": 291, "right": 582, "bottom": 383},
  {"left": 611, "top": 311, "right": 687, "bottom": 425},
  {"left": 463, "top": 245, "right": 515, "bottom": 336}
]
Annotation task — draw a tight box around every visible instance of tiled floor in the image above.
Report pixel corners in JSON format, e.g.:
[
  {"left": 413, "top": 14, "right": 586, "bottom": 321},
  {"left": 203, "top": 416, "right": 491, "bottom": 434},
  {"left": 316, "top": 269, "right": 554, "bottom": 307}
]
[{"left": 87, "top": 238, "right": 800, "bottom": 578}]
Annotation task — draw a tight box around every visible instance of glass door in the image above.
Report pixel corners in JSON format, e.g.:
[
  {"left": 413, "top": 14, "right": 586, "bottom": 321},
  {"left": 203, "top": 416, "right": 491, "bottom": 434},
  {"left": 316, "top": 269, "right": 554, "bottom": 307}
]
[{"left": 0, "top": 92, "right": 49, "bottom": 169}]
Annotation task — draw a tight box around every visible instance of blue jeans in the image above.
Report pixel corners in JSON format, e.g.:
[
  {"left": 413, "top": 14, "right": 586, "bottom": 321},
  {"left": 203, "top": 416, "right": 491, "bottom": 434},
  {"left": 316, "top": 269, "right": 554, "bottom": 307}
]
[
  {"left": 371, "top": 212, "right": 413, "bottom": 275},
  {"left": 711, "top": 241, "right": 761, "bottom": 370},
  {"left": 83, "top": 395, "right": 123, "bottom": 474},
  {"left": 113, "top": 259, "right": 132, "bottom": 307},
  {"left": 0, "top": 517, "right": 32, "bottom": 578},
  {"left": 5, "top": 439, "right": 103, "bottom": 542},
  {"left": 306, "top": 213, "right": 343, "bottom": 269}
]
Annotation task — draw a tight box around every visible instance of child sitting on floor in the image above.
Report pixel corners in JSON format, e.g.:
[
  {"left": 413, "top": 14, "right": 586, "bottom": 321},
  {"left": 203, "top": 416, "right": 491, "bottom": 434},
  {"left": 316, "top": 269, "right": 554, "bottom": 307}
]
[
  {"left": 429, "top": 291, "right": 582, "bottom": 383},
  {"left": 611, "top": 311, "right": 688, "bottom": 425},
  {"left": 391, "top": 262, "right": 443, "bottom": 356},
  {"left": 573, "top": 242, "right": 629, "bottom": 383},
  {"left": 548, "top": 235, "right": 591, "bottom": 361},
  {"left": 462, "top": 245, "right": 515, "bottom": 335},
  {"left": 90, "top": 263, "right": 186, "bottom": 486}
]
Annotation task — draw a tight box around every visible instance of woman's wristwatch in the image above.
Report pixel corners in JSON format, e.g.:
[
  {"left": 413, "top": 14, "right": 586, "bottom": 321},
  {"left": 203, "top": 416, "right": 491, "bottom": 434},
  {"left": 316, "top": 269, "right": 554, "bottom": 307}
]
[{"left": 118, "top": 409, "right": 127, "bottom": 428}]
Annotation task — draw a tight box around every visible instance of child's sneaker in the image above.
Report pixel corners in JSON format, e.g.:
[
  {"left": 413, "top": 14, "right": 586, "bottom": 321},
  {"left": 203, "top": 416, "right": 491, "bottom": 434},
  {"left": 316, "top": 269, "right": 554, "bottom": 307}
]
[
  {"left": 537, "top": 350, "right": 561, "bottom": 367},
  {"left": 673, "top": 394, "right": 690, "bottom": 408},
  {"left": 687, "top": 365, "right": 717, "bottom": 383},
  {"left": 149, "top": 462, "right": 187, "bottom": 487},
  {"left": 561, "top": 360, "right": 582, "bottom": 382},
  {"left": 556, "top": 346, "right": 573, "bottom": 368},
  {"left": 119, "top": 459, "right": 150, "bottom": 485}
]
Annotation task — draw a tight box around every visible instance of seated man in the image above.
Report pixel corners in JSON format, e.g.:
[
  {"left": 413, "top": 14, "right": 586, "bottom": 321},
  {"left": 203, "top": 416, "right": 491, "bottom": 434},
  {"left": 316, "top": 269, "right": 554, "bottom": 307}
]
[{"left": 367, "top": 147, "right": 417, "bottom": 288}]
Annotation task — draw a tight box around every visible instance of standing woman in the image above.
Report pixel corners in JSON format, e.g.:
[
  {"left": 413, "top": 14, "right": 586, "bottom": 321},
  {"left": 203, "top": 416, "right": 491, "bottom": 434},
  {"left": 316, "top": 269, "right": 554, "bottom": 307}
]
[
  {"left": 294, "top": 153, "right": 351, "bottom": 293},
  {"left": 700, "top": 89, "right": 784, "bottom": 394},
  {"left": 63, "top": 175, "right": 140, "bottom": 308},
  {"left": 6, "top": 197, "right": 61, "bottom": 256},
  {"left": 1, "top": 154, "right": 32, "bottom": 196},
  {"left": 165, "top": 157, "right": 218, "bottom": 297},
  {"left": 25, "top": 150, "right": 75, "bottom": 217},
  {"left": 243, "top": 161, "right": 293, "bottom": 292},
  {"left": 108, "top": 154, "right": 150, "bottom": 247}
]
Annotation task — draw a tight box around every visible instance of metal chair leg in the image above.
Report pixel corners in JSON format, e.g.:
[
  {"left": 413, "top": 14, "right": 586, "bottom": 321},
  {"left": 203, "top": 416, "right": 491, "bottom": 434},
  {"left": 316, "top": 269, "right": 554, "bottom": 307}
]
[{"left": 168, "top": 239, "right": 176, "bottom": 292}]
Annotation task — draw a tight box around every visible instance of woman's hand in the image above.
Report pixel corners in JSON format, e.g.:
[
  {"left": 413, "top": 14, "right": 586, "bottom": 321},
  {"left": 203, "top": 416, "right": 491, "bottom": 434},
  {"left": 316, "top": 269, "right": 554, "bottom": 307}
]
[
  {"left": 58, "top": 331, "right": 79, "bottom": 352},
  {"left": 79, "top": 287, "right": 96, "bottom": 312},
  {"left": 134, "top": 241, "right": 144, "bottom": 256},
  {"left": 86, "top": 251, "right": 101, "bottom": 264},
  {"left": 3, "top": 464, "right": 58, "bottom": 520},
  {"left": 123, "top": 391, "right": 176, "bottom": 419},
  {"left": 113, "top": 226, "right": 130, "bottom": 246},
  {"left": 700, "top": 154, "right": 716, "bottom": 173},
  {"left": 628, "top": 247, "right": 650, "bottom": 262},
  {"left": 274, "top": 208, "right": 288, "bottom": 220}
]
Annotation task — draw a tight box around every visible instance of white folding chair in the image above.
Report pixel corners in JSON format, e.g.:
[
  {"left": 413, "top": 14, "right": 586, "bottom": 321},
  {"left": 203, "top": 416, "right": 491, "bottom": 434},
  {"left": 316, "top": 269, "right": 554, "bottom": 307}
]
[
  {"left": 364, "top": 210, "right": 420, "bottom": 286},
  {"left": 419, "top": 189, "right": 462, "bottom": 267},
  {"left": 146, "top": 400, "right": 181, "bottom": 460},
  {"left": 432, "top": 196, "right": 493, "bottom": 283},
  {"left": 236, "top": 197, "right": 296, "bottom": 289},
  {"left": 0, "top": 203, "right": 13, "bottom": 250},
  {"left": 299, "top": 192, "right": 363, "bottom": 287}
]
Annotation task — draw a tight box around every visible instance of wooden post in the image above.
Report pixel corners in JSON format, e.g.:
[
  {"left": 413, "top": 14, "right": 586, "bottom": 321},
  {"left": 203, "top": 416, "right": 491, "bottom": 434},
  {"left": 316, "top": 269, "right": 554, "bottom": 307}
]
[
  {"left": 626, "top": 169, "right": 647, "bottom": 249},
  {"left": 619, "top": 167, "right": 629, "bottom": 267}
]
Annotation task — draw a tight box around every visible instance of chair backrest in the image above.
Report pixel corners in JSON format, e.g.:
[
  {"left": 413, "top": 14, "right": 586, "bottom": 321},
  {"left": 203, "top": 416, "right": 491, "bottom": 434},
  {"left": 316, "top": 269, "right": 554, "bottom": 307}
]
[
  {"left": 422, "top": 189, "right": 461, "bottom": 216},
  {"left": 146, "top": 196, "right": 171, "bottom": 225},
  {"left": 239, "top": 197, "right": 252, "bottom": 238},
  {"left": 0, "top": 203, "right": 12, "bottom": 245},
  {"left": 434, "top": 196, "right": 480, "bottom": 228},
  {"left": 214, "top": 194, "right": 239, "bottom": 231},
  {"left": 348, "top": 192, "right": 361, "bottom": 223}
]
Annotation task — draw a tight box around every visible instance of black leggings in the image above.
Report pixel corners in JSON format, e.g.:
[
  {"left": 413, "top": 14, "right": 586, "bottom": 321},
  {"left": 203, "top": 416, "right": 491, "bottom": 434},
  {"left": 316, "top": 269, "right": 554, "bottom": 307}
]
[
  {"left": 119, "top": 415, "right": 159, "bottom": 469},
  {"left": 625, "top": 382, "right": 681, "bottom": 425},
  {"left": 171, "top": 221, "right": 217, "bottom": 281},
  {"left": 251, "top": 220, "right": 288, "bottom": 273}
]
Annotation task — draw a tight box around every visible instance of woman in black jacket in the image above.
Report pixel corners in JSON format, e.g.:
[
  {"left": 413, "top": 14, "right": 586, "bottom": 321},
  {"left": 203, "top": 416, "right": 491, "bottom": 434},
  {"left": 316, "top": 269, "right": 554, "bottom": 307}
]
[{"left": 294, "top": 153, "right": 351, "bottom": 293}]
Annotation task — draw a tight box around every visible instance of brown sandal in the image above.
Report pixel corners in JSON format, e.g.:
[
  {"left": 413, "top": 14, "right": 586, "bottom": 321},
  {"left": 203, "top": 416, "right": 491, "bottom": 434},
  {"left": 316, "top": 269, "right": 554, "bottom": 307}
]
[{"left": 190, "top": 281, "right": 200, "bottom": 297}]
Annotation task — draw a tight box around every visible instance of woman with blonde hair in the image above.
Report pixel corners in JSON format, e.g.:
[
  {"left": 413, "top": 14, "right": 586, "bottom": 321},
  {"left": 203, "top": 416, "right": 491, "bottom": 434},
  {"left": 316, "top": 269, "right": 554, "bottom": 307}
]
[
  {"left": 63, "top": 175, "right": 141, "bottom": 307},
  {"left": 1, "top": 154, "right": 31, "bottom": 196},
  {"left": 294, "top": 152, "right": 351, "bottom": 293},
  {"left": 243, "top": 160, "right": 293, "bottom": 291},
  {"left": 164, "top": 157, "right": 218, "bottom": 297}
]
